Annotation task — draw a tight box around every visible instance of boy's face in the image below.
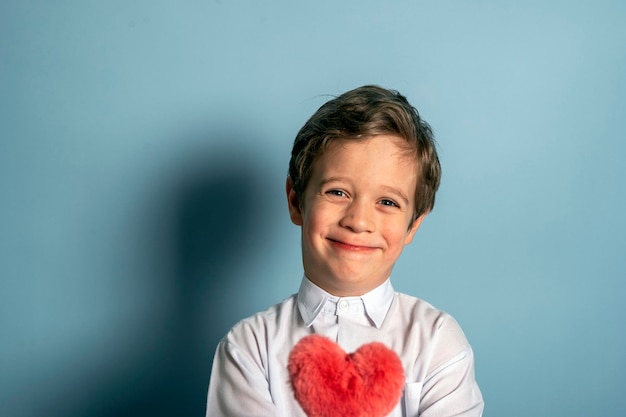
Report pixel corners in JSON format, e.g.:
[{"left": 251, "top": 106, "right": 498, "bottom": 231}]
[{"left": 287, "top": 135, "right": 426, "bottom": 297}]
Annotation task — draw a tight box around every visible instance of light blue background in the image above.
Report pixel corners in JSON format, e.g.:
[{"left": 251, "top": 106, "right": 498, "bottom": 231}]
[{"left": 1, "top": 1, "right": 624, "bottom": 416}]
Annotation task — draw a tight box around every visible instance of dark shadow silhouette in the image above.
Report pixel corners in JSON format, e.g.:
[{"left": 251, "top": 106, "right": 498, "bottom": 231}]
[{"left": 55, "top": 132, "right": 275, "bottom": 417}]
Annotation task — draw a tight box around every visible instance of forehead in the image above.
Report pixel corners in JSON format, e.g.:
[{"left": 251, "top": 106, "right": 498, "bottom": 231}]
[
  {"left": 309, "top": 135, "right": 418, "bottom": 194},
  {"left": 317, "top": 135, "right": 417, "bottom": 168}
]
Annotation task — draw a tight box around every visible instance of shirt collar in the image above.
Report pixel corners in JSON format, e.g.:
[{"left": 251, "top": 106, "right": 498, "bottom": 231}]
[{"left": 296, "top": 276, "right": 395, "bottom": 328}]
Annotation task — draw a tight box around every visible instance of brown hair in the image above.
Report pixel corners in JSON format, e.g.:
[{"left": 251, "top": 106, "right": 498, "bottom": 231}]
[{"left": 288, "top": 85, "right": 441, "bottom": 220}]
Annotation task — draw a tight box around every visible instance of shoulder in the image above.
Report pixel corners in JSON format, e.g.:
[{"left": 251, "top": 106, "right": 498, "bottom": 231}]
[
  {"left": 222, "top": 294, "right": 298, "bottom": 348},
  {"left": 394, "top": 292, "right": 470, "bottom": 346},
  {"left": 393, "top": 292, "right": 476, "bottom": 379},
  {"left": 394, "top": 292, "right": 449, "bottom": 322},
  {"left": 214, "top": 294, "right": 302, "bottom": 372}
]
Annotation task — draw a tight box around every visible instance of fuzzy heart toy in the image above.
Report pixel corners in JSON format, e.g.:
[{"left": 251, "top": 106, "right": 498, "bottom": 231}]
[{"left": 288, "top": 335, "right": 405, "bottom": 417}]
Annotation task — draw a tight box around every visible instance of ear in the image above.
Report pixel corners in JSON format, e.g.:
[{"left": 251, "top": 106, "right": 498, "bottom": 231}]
[
  {"left": 404, "top": 212, "right": 428, "bottom": 245},
  {"left": 286, "top": 177, "right": 303, "bottom": 226}
]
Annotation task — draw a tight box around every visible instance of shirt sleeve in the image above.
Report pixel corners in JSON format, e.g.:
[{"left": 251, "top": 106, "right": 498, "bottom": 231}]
[
  {"left": 418, "top": 316, "right": 484, "bottom": 417},
  {"left": 205, "top": 336, "right": 278, "bottom": 417}
]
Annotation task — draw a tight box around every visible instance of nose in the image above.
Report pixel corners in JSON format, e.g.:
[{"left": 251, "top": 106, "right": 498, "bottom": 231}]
[{"left": 339, "top": 199, "right": 375, "bottom": 233}]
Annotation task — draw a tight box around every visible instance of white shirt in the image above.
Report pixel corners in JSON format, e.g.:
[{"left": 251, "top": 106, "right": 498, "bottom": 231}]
[{"left": 206, "top": 277, "right": 484, "bottom": 416}]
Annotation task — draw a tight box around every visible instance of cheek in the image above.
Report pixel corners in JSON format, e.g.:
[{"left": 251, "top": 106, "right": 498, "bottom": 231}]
[
  {"left": 304, "top": 200, "right": 336, "bottom": 226},
  {"left": 383, "top": 228, "right": 408, "bottom": 248},
  {"left": 384, "top": 218, "right": 415, "bottom": 248},
  {"left": 302, "top": 206, "right": 328, "bottom": 240}
]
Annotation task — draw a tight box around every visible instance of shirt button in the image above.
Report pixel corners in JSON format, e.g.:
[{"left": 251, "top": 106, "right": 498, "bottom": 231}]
[{"left": 338, "top": 300, "right": 349, "bottom": 312}]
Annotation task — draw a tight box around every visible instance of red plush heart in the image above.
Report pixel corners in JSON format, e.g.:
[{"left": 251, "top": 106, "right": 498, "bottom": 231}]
[{"left": 288, "top": 335, "right": 405, "bottom": 417}]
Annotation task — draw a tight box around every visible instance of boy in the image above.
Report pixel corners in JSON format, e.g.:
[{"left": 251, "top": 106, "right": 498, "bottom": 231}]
[{"left": 206, "top": 85, "right": 484, "bottom": 416}]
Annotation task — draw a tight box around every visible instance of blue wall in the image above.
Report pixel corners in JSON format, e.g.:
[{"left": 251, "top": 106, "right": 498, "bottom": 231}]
[{"left": 1, "top": 1, "right": 624, "bottom": 416}]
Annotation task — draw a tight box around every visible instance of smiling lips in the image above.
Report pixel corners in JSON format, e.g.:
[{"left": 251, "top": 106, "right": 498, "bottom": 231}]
[{"left": 328, "top": 238, "right": 378, "bottom": 252}]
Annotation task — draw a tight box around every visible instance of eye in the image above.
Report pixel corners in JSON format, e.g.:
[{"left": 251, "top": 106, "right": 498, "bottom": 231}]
[
  {"left": 325, "top": 189, "right": 346, "bottom": 197},
  {"left": 379, "top": 199, "right": 400, "bottom": 208}
]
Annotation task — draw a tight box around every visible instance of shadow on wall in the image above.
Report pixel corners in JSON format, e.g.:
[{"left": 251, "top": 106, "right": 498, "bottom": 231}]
[{"left": 71, "top": 132, "right": 273, "bottom": 417}]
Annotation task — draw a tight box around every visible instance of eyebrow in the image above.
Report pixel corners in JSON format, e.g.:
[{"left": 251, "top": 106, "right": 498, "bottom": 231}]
[
  {"left": 319, "top": 177, "right": 411, "bottom": 206},
  {"left": 318, "top": 176, "right": 349, "bottom": 187},
  {"left": 381, "top": 185, "right": 410, "bottom": 206}
]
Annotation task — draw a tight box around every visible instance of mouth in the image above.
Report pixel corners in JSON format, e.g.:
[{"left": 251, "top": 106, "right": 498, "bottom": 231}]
[{"left": 327, "top": 238, "right": 377, "bottom": 252}]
